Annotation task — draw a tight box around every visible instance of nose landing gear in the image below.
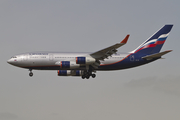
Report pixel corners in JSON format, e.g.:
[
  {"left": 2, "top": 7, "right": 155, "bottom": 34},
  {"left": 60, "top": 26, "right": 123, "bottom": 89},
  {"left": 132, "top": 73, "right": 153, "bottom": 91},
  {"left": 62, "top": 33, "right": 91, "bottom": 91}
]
[{"left": 29, "top": 69, "right": 33, "bottom": 77}]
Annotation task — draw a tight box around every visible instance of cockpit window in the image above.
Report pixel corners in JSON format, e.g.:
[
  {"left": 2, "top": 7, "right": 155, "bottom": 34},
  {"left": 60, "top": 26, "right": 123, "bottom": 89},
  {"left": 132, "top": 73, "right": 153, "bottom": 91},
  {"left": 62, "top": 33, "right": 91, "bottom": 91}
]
[{"left": 11, "top": 56, "right": 17, "bottom": 58}]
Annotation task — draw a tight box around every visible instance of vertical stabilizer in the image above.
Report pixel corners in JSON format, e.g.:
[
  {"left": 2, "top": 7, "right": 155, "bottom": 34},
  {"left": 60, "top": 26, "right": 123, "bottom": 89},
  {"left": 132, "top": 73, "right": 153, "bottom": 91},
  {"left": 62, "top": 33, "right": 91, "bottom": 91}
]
[{"left": 131, "top": 25, "right": 173, "bottom": 54}]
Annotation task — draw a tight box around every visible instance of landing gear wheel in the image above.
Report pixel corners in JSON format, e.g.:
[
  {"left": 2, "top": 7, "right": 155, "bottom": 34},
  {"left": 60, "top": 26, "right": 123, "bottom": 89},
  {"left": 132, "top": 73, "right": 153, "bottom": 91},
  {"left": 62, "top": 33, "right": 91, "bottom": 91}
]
[
  {"left": 82, "top": 75, "right": 85, "bottom": 79},
  {"left": 86, "top": 75, "right": 90, "bottom": 79},
  {"left": 81, "top": 68, "right": 97, "bottom": 79},
  {"left": 29, "top": 72, "right": 33, "bottom": 77},
  {"left": 92, "top": 74, "right": 96, "bottom": 78}
]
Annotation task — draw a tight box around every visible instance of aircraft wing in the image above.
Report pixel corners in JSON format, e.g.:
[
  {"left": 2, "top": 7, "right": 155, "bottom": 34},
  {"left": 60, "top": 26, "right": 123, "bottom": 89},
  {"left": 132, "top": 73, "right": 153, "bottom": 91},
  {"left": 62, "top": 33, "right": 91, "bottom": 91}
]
[
  {"left": 142, "top": 50, "right": 172, "bottom": 60},
  {"left": 90, "top": 35, "right": 130, "bottom": 60}
]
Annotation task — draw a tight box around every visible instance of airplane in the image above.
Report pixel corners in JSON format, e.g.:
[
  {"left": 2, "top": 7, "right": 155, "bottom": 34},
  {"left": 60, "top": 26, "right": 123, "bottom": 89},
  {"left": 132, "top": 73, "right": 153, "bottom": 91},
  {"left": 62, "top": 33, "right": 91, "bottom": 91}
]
[{"left": 7, "top": 24, "right": 173, "bottom": 79}]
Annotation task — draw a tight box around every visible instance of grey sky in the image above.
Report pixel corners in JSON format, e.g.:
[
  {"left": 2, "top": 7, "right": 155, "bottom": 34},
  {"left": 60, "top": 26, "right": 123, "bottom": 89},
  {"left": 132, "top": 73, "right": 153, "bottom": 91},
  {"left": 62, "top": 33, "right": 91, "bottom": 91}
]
[{"left": 1, "top": 0, "right": 180, "bottom": 120}]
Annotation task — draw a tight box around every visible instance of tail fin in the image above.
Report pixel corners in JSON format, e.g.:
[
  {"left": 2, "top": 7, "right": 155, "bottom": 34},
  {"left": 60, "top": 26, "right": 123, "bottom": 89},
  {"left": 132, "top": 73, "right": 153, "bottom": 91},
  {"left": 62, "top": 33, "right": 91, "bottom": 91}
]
[{"left": 131, "top": 25, "right": 173, "bottom": 54}]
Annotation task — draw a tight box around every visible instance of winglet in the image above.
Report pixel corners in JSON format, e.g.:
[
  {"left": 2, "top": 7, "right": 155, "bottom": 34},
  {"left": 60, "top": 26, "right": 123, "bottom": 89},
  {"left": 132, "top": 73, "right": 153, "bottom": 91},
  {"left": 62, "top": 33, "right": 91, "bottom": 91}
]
[{"left": 120, "top": 34, "right": 130, "bottom": 44}]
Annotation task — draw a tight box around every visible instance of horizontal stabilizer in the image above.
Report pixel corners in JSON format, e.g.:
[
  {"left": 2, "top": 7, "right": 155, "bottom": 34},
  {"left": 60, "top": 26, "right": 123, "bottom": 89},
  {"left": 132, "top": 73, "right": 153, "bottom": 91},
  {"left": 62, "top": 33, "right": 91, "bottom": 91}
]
[{"left": 142, "top": 50, "right": 172, "bottom": 60}]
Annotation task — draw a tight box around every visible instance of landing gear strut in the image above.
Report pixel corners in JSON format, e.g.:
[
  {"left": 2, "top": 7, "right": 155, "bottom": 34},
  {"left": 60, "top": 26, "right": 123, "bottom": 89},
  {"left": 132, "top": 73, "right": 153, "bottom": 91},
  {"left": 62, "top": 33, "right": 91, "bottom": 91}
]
[{"left": 29, "top": 69, "right": 33, "bottom": 77}]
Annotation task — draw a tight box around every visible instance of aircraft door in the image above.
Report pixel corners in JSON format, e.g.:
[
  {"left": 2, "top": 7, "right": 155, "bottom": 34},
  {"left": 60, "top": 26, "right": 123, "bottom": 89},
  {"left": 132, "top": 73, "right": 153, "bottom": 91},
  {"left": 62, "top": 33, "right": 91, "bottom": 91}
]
[
  {"left": 23, "top": 55, "right": 28, "bottom": 61},
  {"left": 49, "top": 54, "right": 53, "bottom": 61},
  {"left": 130, "top": 55, "right": 134, "bottom": 61}
]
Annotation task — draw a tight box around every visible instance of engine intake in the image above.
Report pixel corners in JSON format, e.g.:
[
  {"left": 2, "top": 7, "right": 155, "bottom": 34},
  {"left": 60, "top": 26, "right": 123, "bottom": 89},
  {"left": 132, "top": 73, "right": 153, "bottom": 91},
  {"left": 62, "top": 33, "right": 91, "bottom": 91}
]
[{"left": 61, "top": 61, "right": 70, "bottom": 68}]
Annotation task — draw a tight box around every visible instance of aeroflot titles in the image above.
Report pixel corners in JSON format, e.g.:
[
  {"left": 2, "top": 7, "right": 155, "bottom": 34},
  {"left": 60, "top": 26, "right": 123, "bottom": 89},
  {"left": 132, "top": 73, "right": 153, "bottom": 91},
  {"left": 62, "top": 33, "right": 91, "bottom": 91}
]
[{"left": 29, "top": 53, "right": 48, "bottom": 55}]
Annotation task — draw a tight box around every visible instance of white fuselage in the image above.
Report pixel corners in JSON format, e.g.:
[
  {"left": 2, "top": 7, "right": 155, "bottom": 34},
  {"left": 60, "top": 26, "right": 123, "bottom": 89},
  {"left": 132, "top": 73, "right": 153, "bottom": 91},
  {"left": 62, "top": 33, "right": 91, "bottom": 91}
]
[{"left": 7, "top": 52, "right": 129, "bottom": 70}]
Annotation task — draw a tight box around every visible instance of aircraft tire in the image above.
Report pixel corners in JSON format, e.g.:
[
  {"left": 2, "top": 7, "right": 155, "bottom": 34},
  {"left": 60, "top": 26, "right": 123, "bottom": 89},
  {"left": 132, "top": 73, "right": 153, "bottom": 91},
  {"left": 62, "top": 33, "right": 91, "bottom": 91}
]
[
  {"left": 92, "top": 74, "right": 96, "bottom": 78},
  {"left": 85, "top": 74, "right": 90, "bottom": 79},
  {"left": 29, "top": 72, "right": 33, "bottom": 77},
  {"left": 82, "top": 75, "right": 85, "bottom": 79}
]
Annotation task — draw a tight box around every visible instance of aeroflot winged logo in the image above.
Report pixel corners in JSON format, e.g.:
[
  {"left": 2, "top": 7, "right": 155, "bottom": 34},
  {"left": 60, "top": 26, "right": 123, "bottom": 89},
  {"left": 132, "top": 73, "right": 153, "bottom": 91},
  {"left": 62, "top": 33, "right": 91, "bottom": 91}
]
[
  {"left": 135, "top": 33, "right": 169, "bottom": 53},
  {"left": 7, "top": 24, "right": 173, "bottom": 79}
]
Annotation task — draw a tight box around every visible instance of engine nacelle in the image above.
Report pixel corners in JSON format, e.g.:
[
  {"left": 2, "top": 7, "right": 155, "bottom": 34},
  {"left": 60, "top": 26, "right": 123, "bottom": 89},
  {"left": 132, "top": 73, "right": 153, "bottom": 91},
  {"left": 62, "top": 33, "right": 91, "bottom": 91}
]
[
  {"left": 60, "top": 61, "right": 80, "bottom": 69},
  {"left": 57, "top": 70, "right": 83, "bottom": 76},
  {"left": 76, "top": 57, "right": 96, "bottom": 64},
  {"left": 58, "top": 70, "right": 71, "bottom": 76},
  {"left": 73, "top": 70, "right": 84, "bottom": 76}
]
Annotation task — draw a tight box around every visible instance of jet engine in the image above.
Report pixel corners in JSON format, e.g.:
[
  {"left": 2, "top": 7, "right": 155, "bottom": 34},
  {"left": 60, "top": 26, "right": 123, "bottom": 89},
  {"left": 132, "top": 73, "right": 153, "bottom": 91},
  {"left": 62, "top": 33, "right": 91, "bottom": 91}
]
[
  {"left": 76, "top": 57, "right": 96, "bottom": 64},
  {"left": 57, "top": 70, "right": 83, "bottom": 76}
]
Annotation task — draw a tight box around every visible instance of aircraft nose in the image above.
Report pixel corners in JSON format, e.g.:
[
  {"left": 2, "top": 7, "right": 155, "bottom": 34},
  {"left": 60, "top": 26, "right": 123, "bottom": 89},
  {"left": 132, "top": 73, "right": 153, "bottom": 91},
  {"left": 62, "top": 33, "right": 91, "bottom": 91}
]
[
  {"left": 7, "top": 59, "right": 12, "bottom": 64},
  {"left": 7, "top": 59, "right": 15, "bottom": 65}
]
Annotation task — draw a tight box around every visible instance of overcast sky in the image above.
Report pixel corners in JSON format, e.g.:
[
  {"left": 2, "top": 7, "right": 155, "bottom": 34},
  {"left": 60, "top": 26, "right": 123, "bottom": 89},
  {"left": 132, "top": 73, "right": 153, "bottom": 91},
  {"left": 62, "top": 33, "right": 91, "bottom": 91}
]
[{"left": 1, "top": 0, "right": 180, "bottom": 120}]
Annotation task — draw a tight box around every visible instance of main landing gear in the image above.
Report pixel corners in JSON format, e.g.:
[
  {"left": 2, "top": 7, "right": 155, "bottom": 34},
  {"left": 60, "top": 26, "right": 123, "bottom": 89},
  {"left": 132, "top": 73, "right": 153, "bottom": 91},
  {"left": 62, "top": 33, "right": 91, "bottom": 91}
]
[
  {"left": 29, "top": 69, "right": 33, "bottom": 77},
  {"left": 81, "top": 70, "right": 96, "bottom": 79}
]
